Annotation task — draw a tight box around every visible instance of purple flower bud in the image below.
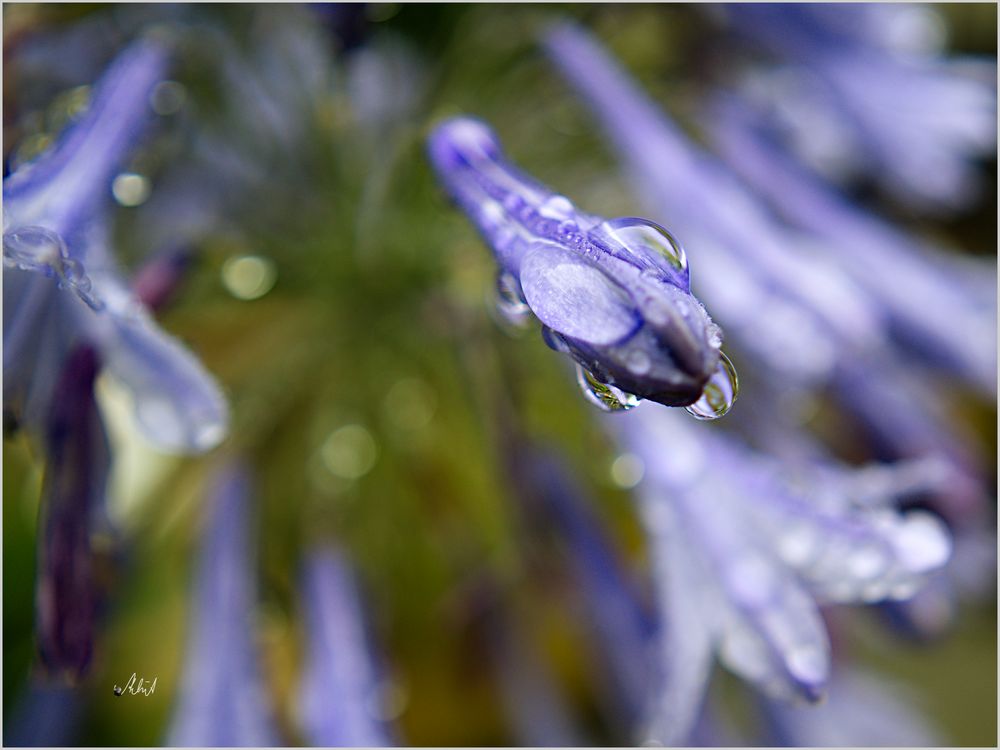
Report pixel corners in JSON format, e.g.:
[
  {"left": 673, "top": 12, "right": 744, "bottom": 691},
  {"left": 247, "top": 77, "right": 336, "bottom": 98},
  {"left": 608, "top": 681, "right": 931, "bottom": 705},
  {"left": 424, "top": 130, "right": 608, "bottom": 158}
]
[{"left": 427, "top": 118, "right": 737, "bottom": 417}]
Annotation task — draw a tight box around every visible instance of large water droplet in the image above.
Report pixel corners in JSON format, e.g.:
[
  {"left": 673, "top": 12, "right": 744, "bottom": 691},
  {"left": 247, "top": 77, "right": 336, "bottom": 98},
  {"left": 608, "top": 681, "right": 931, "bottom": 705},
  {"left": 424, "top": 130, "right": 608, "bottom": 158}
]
[
  {"left": 541, "top": 325, "right": 570, "bottom": 354},
  {"left": 494, "top": 271, "right": 531, "bottom": 328},
  {"left": 593, "top": 217, "right": 689, "bottom": 287},
  {"left": 685, "top": 350, "right": 738, "bottom": 421},
  {"left": 539, "top": 194, "right": 574, "bottom": 219},
  {"left": 575, "top": 364, "right": 639, "bottom": 412}
]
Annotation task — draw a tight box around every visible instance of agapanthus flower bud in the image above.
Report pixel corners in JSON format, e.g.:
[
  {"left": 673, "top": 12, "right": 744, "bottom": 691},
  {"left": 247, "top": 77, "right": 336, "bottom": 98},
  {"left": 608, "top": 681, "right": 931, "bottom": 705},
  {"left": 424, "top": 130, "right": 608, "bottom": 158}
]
[
  {"left": 3, "top": 38, "right": 228, "bottom": 453},
  {"left": 427, "top": 118, "right": 737, "bottom": 419}
]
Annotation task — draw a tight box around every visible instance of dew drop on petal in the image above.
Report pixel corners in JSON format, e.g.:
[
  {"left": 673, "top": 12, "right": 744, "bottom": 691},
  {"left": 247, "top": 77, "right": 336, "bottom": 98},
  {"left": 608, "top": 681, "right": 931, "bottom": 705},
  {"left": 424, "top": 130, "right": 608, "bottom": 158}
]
[
  {"left": 593, "top": 217, "right": 689, "bottom": 281},
  {"left": 685, "top": 350, "right": 738, "bottom": 421},
  {"left": 777, "top": 523, "right": 820, "bottom": 567},
  {"left": 541, "top": 325, "right": 570, "bottom": 354},
  {"left": 892, "top": 513, "right": 951, "bottom": 573},
  {"left": 625, "top": 348, "right": 652, "bottom": 375},
  {"left": 494, "top": 271, "right": 531, "bottom": 328},
  {"left": 539, "top": 194, "right": 574, "bottom": 219},
  {"left": 847, "top": 545, "right": 888, "bottom": 580},
  {"left": 575, "top": 364, "right": 639, "bottom": 412},
  {"left": 785, "top": 645, "right": 827, "bottom": 686}
]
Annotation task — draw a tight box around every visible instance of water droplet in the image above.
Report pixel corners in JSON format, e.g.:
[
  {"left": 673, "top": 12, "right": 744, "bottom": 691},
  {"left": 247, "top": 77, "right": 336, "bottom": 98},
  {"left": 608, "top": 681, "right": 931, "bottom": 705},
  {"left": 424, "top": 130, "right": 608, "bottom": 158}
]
[
  {"left": 541, "top": 326, "right": 570, "bottom": 353},
  {"left": 494, "top": 272, "right": 531, "bottom": 328},
  {"left": 785, "top": 645, "right": 827, "bottom": 686},
  {"left": 625, "top": 348, "right": 651, "bottom": 375},
  {"left": 3, "top": 226, "right": 65, "bottom": 270},
  {"left": 575, "top": 364, "right": 639, "bottom": 412},
  {"left": 539, "top": 195, "right": 574, "bottom": 219},
  {"left": 847, "top": 546, "right": 888, "bottom": 580},
  {"left": 112, "top": 172, "right": 151, "bottom": 207},
  {"left": 593, "top": 217, "right": 689, "bottom": 285},
  {"left": 685, "top": 350, "right": 738, "bottom": 421},
  {"left": 221, "top": 255, "right": 277, "bottom": 300}
]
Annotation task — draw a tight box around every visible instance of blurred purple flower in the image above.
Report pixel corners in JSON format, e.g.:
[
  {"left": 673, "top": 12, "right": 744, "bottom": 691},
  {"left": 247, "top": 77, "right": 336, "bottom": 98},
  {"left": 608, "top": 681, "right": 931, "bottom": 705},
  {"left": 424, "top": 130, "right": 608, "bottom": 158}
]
[
  {"left": 3, "top": 38, "right": 228, "bottom": 453},
  {"left": 427, "top": 118, "right": 737, "bottom": 419},
  {"left": 544, "top": 22, "right": 988, "bottom": 516},
  {"left": 504, "top": 442, "right": 655, "bottom": 737},
  {"left": 760, "top": 666, "right": 942, "bottom": 746},
  {"left": 4, "top": 683, "right": 84, "bottom": 747},
  {"left": 297, "top": 549, "right": 396, "bottom": 747},
  {"left": 35, "top": 345, "right": 108, "bottom": 679},
  {"left": 718, "top": 3, "right": 997, "bottom": 213},
  {"left": 545, "top": 22, "right": 885, "bottom": 390},
  {"left": 705, "top": 92, "right": 997, "bottom": 397},
  {"left": 618, "top": 406, "right": 951, "bottom": 745},
  {"left": 167, "top": 464, "right": 280, "bottom": 747}
]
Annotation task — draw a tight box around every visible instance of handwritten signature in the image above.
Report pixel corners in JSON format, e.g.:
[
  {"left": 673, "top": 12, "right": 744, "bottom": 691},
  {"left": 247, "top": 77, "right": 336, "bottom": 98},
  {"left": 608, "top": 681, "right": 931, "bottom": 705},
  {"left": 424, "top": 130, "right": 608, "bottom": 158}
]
[{"left": 113, "top": 673, "right": 157, "bottom": 697}]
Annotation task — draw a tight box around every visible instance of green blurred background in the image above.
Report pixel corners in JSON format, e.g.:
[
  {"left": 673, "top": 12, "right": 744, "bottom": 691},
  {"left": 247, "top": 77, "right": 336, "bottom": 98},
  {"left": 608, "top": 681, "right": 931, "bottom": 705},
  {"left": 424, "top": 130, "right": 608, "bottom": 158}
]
[{"left": 3, "top": 3, "right": 996, "bottom": 745}]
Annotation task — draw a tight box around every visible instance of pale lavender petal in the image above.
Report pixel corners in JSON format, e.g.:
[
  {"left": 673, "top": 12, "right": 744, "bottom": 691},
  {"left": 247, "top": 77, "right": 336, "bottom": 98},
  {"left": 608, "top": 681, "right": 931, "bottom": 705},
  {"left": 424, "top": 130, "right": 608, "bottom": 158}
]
[
  {"left": 520, "top": 243, "right": 640, "bottom": 347},
  {"left": 4, "top": 38, "right": 168, "bottom": 240},
  {"left": 706, "top": 95, "right": 997, "bottom": 395},
  {"left": 298, "top": 549, "right": 395, "bottom": 747},
  {"left": 638, "top": 497, "right": 716, "bottom": 746},
  {"left": 489, "top": 616, "right": 588, "bottom": 747},
  {"left": 167, "top": 464, "right": 281, "bottom": 747},
  {"left": 762, "top": 667, "right": 943, "bottom": 746}
]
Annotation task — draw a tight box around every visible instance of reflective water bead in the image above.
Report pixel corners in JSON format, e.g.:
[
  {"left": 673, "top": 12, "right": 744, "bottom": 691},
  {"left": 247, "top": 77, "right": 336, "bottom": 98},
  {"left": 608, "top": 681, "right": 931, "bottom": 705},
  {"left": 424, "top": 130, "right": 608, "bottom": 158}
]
[
  {"left": 539, "top": 195, "right": 574, "bottom": 219},
  {"left": 847, "top": 545, "right": 889, "bottom": 580},
  {"left": 3, "top": 226, "right": 66, "bottom": 271},
  {"left": 593, "top": 217, "right": 689, "bottom": 280},
  {"left": 625, "top": 348, "right": 652, "bottom": 375},
  {"left": 685, "top": 350, "right": 739, "bottom": 420},
  {"left": 494, "top": 271, "right": 531, "bottom": 328},
  {"left": 575, "top": 364, "right": 639, "bottom": 412},
  {"left": 541, "top": 326, "right": 570, "bottom": 354}
]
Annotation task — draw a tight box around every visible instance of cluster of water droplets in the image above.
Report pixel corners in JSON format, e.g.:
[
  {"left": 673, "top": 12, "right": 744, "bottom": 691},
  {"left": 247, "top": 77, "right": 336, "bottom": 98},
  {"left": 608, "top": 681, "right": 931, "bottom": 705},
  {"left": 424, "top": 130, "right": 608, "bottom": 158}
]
[{"left": 3, "top": 225, "right": 104, "bottom": 311}]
